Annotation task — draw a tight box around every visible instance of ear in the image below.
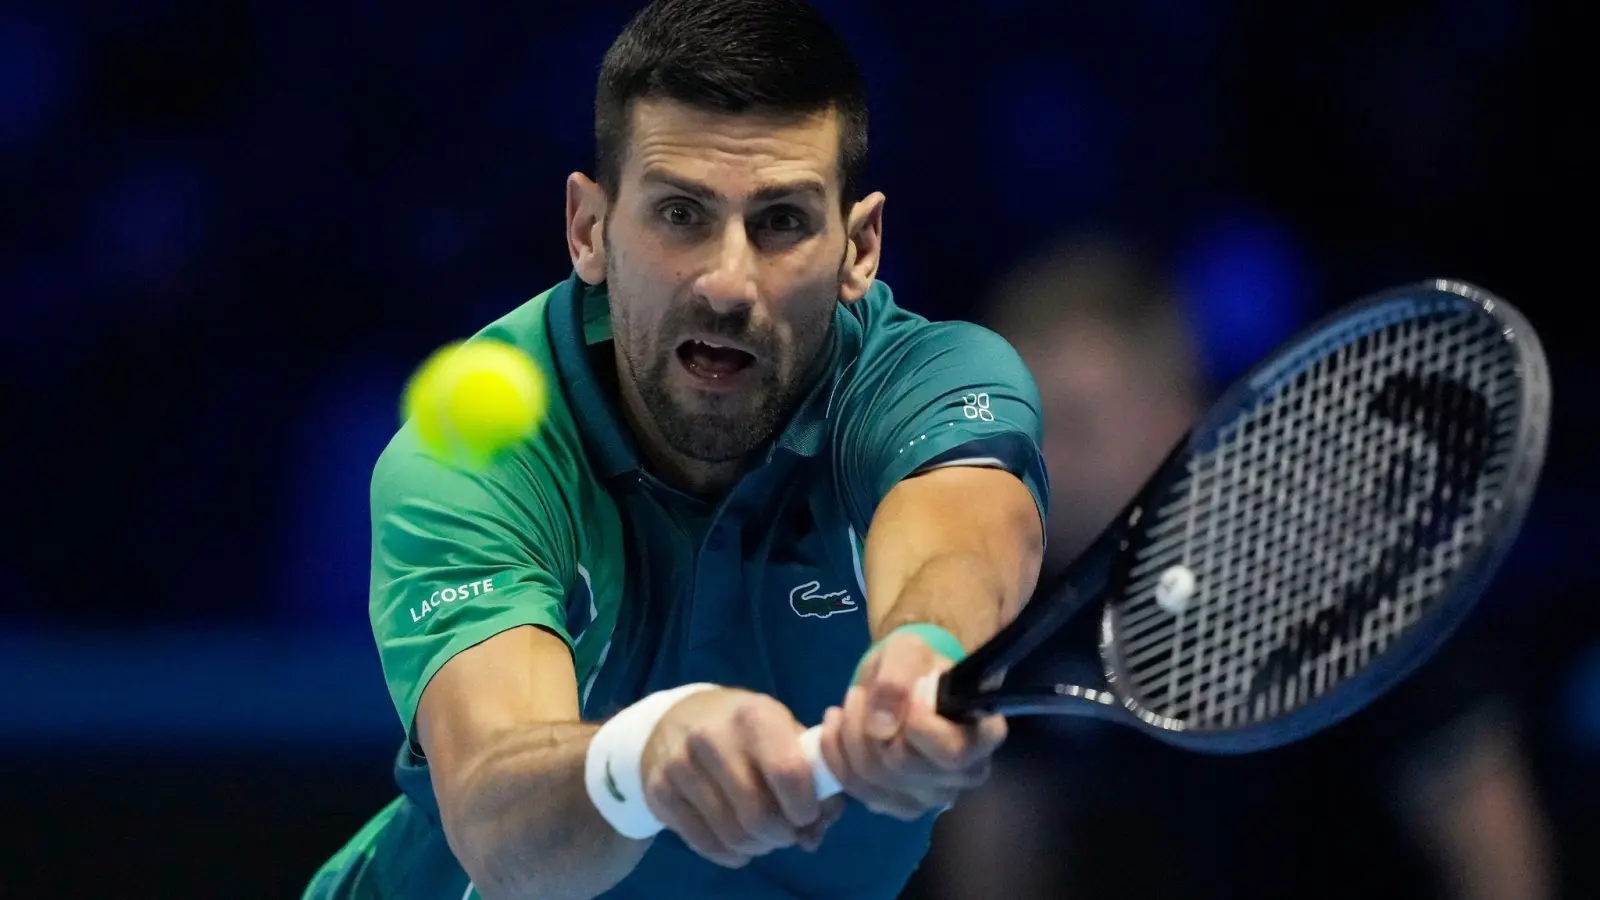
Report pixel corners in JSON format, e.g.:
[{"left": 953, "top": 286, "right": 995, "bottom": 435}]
[
  {"left": 838, "top": 191, "right": 885, "bottom": 304},
  {"left": 566, "top": 172, "right": 608, "bottom": 285}
]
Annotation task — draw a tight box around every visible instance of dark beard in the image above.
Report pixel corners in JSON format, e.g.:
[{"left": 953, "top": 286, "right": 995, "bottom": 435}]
[
  {"left": 631, "top": 348, "right": 792, "bottom": 462},
  {"left": 618, "top": 302, "right": 829, "bottom": 463}
]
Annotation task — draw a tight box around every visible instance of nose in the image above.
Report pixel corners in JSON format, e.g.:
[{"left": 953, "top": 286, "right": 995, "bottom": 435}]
[{"left": 694, "top": 219, "right": 758, "bottom": 316}]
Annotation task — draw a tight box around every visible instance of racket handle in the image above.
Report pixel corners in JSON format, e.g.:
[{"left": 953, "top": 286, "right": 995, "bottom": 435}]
[
  {"left": 795, "top": 672, "right": 940, "bottom": 801},
  {"left": 797, "top": 725, "right": 843, "bottom": 799}
]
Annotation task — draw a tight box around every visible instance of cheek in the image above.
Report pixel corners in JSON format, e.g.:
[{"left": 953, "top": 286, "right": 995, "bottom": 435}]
[
  {"left": 607, "top": 294, "right": 658, "bottom": 364},
  {"left": 620, "top": 307, "right": 669, "bottom": 360},
  {"left": 778, "top": 297, "right": 837, "bottom": 364}
]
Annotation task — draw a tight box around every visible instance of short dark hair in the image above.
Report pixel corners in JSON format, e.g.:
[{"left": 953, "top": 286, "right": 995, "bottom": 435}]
[{"left": 594, "top": 0, "right": 869, "bottom": 211}]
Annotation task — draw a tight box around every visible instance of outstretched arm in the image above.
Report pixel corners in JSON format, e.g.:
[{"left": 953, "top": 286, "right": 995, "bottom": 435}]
[{"left": 818, "top": 464, "right": 1043, "bottom": 818}]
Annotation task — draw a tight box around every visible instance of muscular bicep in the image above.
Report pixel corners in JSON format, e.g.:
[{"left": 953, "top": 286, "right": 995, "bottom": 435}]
[{"left": 416, "top": 624, "right": 582, "bottom": 788}]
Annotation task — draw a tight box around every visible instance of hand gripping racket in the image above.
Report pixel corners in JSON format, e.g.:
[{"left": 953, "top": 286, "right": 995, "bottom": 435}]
[{"left": 798, "top": 278, "right": 1550, "bottom": 797}]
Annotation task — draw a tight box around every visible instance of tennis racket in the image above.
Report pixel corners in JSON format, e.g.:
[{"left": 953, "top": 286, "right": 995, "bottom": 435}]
[{"left": 799, "top": 278, "right": 1550, "bottom": 797}]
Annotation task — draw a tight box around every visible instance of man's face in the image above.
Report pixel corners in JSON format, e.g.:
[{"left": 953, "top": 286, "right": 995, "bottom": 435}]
[{"left": 600, "top": 99, "right": 850, "bottom": 462}]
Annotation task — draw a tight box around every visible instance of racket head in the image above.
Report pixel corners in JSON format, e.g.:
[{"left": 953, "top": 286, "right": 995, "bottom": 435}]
[{"left": 1086, "top": 278, "right": 1550, "bottom": 752}]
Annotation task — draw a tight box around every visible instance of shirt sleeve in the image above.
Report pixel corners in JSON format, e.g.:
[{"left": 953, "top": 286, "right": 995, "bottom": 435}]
[
  {"left": 368, "top": 424, "right": 579, "bottom": 746},
  {"left": 833, "top": 319, "right": 1050, "bottom": 534}
]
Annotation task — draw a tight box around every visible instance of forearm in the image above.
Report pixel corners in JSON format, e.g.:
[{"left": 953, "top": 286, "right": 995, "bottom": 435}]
[
  {"left": 871, "top": 551, "right": 1014, "bottom": 650},
  {"left": 444, "top": 722, "right": 651, "bottom": 900},
  {"left": 862, "top": 469, "right": 1042, "bottom": 652}
]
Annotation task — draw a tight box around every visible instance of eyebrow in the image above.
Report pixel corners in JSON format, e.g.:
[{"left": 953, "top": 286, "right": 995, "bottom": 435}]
[{"left": 640, "top": 171, "right": 827, "bottom": 204}]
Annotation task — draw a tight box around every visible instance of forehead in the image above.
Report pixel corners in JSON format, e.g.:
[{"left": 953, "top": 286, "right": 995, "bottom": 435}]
[{"left": 621, "top": 99, "right": 842, "bottom": 196}]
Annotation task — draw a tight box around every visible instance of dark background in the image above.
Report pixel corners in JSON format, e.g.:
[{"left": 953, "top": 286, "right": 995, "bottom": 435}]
[{"left": 0, "top": 0, "right": 1595, "bottom": 897}]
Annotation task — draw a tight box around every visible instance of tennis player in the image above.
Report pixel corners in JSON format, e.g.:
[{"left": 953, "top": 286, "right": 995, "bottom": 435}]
[{"left": 302, "top": 1, "right": 1049, "bottom": 897}]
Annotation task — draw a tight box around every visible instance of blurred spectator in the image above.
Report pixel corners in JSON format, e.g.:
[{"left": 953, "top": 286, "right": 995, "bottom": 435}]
[{"left": 905, "top": 234, "right": 1558, "bottom": 900}]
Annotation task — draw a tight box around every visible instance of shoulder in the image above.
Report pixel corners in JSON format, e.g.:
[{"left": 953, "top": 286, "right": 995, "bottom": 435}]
[
  {"left": 371, "top": 283, "right": 618, "bottom": 559},
  {"left": 833, "top": 280, "right": 1041, "bottom": 406},
  {"left": 470, "top": 283, "right": 564, "bottom": 371},
  {"left": 825, "top": 281, "right": 1049, "bottom": 528}
]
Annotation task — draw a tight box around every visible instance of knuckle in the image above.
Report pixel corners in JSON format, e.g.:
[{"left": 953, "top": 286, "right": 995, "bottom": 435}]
[
  {"left": 641, "top": 771, "right": 673, "bottom": 807},
  {"left": 730, "top": 797, "right": 767, "bottom": 835},
  {"left": 745, "top": 811, "right": 786, "bottom": 844},
  {"left": 877, "top": 738, "right": 910, "bottom": 769},
  {"left": 661, "top": 754, "right": 696, "bottom": 786},
  {"left": 727, "top": 696, "right": 758, "bottom": 723},
  {"left": 753, "top": 797, "right": 792, "bottom": 836},
  {"left": 861, "top": 740, "right": 897, "bottom": 777},
  {"left": 685, "top": 726, "right": 723, "bottom": 761},
  {"left": 767, "top": 756, "right": 810, "bottom": 792},
  {"left": 708, "top": 816, "right": 745, "bottom": 848},
  {"left": 739, "top": 694, "right": 789, "bottom": 728},
  {"left": 770, "top": 747, "right": 807, "bottom": 772},
  {"left": 870, "top": 678, "right": 908, "bottom": 701},
  {"left": 729, "top": 702, "right": 766, "bottom": 735},
  {"left": 846, "top": 751, "right": 885, "bottom": 786}
]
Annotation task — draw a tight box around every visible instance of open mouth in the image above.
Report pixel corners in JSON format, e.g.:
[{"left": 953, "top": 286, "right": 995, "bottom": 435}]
[{"left": 676, "top": 339, "right": 757, "bottom": 379}]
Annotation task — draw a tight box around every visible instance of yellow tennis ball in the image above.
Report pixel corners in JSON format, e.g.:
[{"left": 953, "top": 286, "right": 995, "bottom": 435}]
[{"left": 402, "top": 338, "right": 548, "bottom": 469}]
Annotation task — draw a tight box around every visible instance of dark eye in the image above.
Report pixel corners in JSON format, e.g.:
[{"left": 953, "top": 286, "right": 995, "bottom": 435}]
[
  {"left": 764, "top": 209, "right": 806, "bottom": 232},
  {"left": 660, "top": 202, "right": 702, "bottom": 228}
]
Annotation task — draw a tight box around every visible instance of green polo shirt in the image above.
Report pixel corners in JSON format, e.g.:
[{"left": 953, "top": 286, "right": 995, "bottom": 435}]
[{"left": 304, "top": 272, "right": 1048, "bottom": 900}]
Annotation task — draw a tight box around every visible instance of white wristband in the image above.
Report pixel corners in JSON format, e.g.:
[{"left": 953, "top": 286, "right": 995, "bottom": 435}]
[{"left": 584, "top": 682, "right": 718, "bottom": 839}]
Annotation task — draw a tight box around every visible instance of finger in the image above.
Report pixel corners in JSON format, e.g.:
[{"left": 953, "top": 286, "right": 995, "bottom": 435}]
[
  {"left": 973, "top": 712, "right": 1009, "bottom": 758},
  {"left": 844, "top": 684, "right": 943, "bottom": 783},
  {"left": 839, "top": 686, "right": 892, "bottom": 787},
  {"left": 742, "top": 714, "right": 821, "bottom": 829},
  {"left": 667, "top": 740, "right": 768, "bottom": 855},
  {"left": 687, "top": 731, "right": 795, "bottom": 852},
  {"left": 852, "top": 643, "right": 886, "bottom": 691},
  {"left": 873, "top": 744, "right": 990, "bottom": 789},
  {"left": 901, "top": 702, "right": 980, "bottom": 770},
  {"left": 838, "top": 686, "right": 927, "bottom": 819},
  {"left": 796, "top": 796, "right": 847, "bottom": 852},
  {"left": 649, "top": 778, "right": 751, "bottom": 868},
  {"left": 862, "top": 637, "right": 934, "bottom": 740},
  {"left": 961, "top": 756, "right": 994, "bottom": 789},
  {"left": 927, "top": 785, "right": 963, "bottom": 813},
  {"left": 820, "top": 794, "right": 846, "bottom": 826},
  {"left": 903, "top": 700, "right": 1008, "bottom": 772}
]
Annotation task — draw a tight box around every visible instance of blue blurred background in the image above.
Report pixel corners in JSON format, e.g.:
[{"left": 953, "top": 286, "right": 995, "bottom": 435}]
[{"left": 0, "top": 0, "right": 1595, "bottom": 897}]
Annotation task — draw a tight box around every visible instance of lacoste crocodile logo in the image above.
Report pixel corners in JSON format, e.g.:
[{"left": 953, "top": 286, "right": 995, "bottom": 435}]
[{"left": 789, "top": 580, "right": 858, "bottom": 619}]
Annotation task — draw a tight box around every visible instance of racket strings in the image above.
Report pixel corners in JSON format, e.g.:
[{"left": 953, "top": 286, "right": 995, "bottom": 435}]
[{"left": 1111, "top": 308, "right": 1519, "bottom": 731}]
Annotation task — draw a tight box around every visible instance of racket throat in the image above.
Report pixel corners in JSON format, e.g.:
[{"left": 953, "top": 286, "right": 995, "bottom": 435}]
[{"left": 983, "top": 684, "right": 1126, "bottom": 720}]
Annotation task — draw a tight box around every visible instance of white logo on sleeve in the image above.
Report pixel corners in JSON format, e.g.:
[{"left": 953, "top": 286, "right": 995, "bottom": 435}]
[
  {"left": 409, "top": 578, "right": 495, "bottom": 623},
  {"left": 962, "top": 392, "right": 994, "bottom": 422}
]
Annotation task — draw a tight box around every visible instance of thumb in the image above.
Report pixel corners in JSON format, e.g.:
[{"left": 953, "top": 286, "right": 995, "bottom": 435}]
[{"left": 864, "top": 634, "right": 937, "bottom": 740}]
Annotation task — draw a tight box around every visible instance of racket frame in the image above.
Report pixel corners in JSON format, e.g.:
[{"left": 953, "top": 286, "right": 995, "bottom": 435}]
[{"left": 936, "top": 279, "right": 1551, "bottom": 752}]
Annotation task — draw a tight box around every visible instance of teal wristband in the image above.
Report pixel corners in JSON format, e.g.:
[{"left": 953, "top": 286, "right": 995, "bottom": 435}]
[{"left": 850, "top": 622, "right": 968, "bottom": 686}]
